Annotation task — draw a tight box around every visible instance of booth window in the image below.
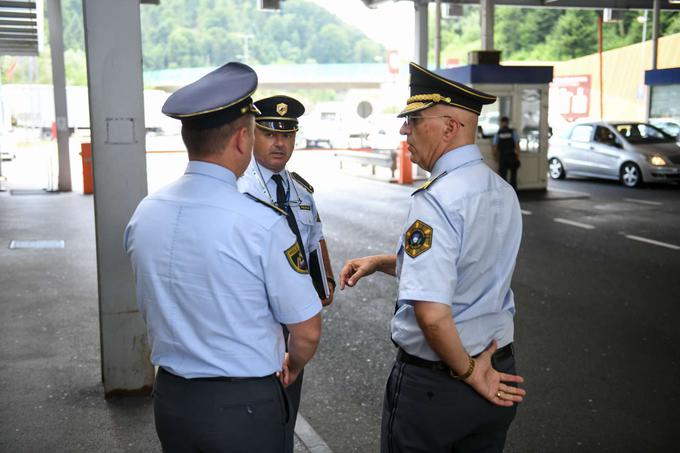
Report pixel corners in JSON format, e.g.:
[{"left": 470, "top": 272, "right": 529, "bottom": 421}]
[
  {"left": 650, "top": 85, "right": 680, "bottom": 119},
  {"left": 478, "top": 96, "right": 511, "bottom": 139},
  {"left": 519, "top": 89, "right": 541, "bottom": 153}
]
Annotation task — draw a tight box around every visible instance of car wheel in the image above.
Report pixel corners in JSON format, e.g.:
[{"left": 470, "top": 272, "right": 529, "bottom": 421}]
[
  {"left": 548, "top": 158, "right": 565, "bottom": 179},
  {"left": 620, "top": 162, "right": 642, "bottom": 188}
]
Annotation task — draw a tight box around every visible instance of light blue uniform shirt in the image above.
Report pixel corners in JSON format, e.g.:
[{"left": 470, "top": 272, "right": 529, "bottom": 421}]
[
  {"left": 238, "top": 158, "right": 324, "bottom": 254},
  {"left": 124, "top": 161, "right": 321, "bottom": 378},
  {"left": 392, "top": 144, "right": 522, "bottom": 359}
]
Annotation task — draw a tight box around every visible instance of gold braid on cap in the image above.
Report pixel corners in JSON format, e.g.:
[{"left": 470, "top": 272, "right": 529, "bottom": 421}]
[{"left": 407, "top": 93, "right": 452, "bottom": 105}]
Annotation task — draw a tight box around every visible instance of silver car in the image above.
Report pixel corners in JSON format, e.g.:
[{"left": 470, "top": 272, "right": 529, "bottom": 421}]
[{"left": 548, "top": 122, "right": 680, "bottom": 187}]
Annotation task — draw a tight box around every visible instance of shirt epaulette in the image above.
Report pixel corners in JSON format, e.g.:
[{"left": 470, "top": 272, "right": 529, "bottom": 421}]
[
  {"left": 244, "top": 193, "right": 287, "bottom": 216},
  {"left": 411, "top": 171, "right": 449, "bottom": 196},
  {"left": 291, "top": 172, "right": 314, "bottom": 193}
]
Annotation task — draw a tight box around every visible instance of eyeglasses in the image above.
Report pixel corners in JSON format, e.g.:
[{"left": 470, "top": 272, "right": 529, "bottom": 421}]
[{"left": 404, "top": 115, "right": 465, "bottom": 128}]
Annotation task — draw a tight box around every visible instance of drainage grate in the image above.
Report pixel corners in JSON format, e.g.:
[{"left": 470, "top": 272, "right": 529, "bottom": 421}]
[
  {"left": 9, "top": 240, "right": 65, "bottom": 249},
  {"left": 10, "top": 189, "right": 58, "bottom": 196}
]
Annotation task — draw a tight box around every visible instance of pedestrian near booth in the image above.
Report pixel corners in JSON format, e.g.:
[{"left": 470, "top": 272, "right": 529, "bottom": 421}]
[
  {"left": 340, "top": 62, "right": 526, "bottom": 453},
  {"left": 124, "top": 62, "right": 322, "bottom": 453},
  {"left": 238, "top": 95, "right": 336, "bottom": 436},
  {"left": 492, "top": 116, "right": 521, "bottom": 190}
]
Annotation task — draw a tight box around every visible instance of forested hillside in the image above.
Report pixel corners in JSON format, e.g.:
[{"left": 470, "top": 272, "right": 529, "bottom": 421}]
[{"left": 1, "top": 1, "right": 678, "bottom": 85}]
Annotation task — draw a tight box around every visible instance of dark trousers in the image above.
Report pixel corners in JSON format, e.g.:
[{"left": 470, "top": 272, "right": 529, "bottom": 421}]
[
  {"left": 381, "top": 350, "right": 518, "bottom": 453},
  {"left": 153, "top": 368, "right": 293, "bottom": 453},
  {"left": 498, "top": 158, "right": 519, "bottom": 190},
  {"left": 287, "top": 368, "right": 304, "bottom": 425}
]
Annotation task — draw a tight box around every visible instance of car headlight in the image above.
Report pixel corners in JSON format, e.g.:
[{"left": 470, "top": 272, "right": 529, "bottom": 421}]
[{"left": 649, "top": 155, "right": 667, "bottom": 166}]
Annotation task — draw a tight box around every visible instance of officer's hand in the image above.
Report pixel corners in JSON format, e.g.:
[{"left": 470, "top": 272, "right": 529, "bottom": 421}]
[
  {"left": 278, "top": 353, "right": 291, "bottom": 387},
  {"left": 339, "top": 256, "right": 378, "bottom": 290},
  {"left": 465, "top": 340, "right": 526, "bottom": 407},
  {"left": 321, "top": 282, "right": 335, "bottom": 307}
]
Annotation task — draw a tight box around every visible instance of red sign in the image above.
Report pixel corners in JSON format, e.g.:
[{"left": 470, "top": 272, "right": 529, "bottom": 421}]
[
  {"left": 550, "top": 75, "right": 591, "bottom": 122},
  {"left": 387, "top": 50, "right": 399, "bottom": 75}
]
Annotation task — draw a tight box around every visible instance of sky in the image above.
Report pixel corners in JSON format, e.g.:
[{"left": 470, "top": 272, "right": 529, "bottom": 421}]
[{"left": 308, "top": 0, "right": 416, "bottom": 61}]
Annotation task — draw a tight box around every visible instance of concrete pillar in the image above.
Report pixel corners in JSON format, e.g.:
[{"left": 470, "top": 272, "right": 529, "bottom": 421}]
[
  {"left": 480, "top": 0, "right": 494, "bottom": 51},
  {"left": 414, "top": 0, "right": 428, "bottom": 67},
  {"left": 82, "top": 0, "right": 153, "bottom": 397},
  {"left": 47, "top": 0, "right": 71, "bottom": 192},
  {"left": 434, "top": 0, "right": 442, "bottom": 69}
]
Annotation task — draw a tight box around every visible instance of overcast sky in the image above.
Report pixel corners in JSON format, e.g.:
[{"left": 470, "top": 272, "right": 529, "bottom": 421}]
[{"left": 308, "top": 0, "right": 416, "bottom": 61}]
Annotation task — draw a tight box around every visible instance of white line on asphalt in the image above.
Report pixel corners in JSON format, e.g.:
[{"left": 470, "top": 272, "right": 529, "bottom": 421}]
[
  {"left": 520, "top": 209, "right": 532, "bottom": 215},
  {"left": 624, "top": 235, "right": 680, "bottom": 251},
  {"left": 296, "top": 414, "right": 333, "bottom": 452},
  {"left": 623, "top": 198, "right": 663, "bottom": 206},
  {"left": 554, "top": 218, "right": 596, "bottom": 230}
]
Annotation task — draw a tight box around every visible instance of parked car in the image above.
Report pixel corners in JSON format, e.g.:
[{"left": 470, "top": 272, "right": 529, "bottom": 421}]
[
  {"left": 477, "top": 111, "right": 499, "bottom": 138},
  {"left": 548, "top": 121, "right": 680, "bottom": 187}
]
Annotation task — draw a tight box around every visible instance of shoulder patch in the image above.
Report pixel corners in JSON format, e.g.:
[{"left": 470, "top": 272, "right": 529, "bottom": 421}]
[
  {"left": 411, "top": 171, "right": 448, "bottom": 196},
  {"left": 404, "top": 220, "right": 433, "bottom": 258},
  {"left": 291, "top": 172, "right": 314, "bottom": 193},
  {"left": 244, "top": 193, "right": 287, "bottom": 216},
  {"left": 284, "top": 242, "right": 309, "bottom": 274}
]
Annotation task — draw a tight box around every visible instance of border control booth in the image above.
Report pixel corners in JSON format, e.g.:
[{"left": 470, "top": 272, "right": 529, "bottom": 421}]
[
  {"left": 436, "top": 65, "right": 554, "bottom": 191},
  {"left": 645, "top": 67, "right": 680, "bottom": 137}
]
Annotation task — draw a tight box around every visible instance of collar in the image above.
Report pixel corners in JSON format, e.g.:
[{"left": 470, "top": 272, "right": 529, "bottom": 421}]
[
  {"left": 185, "top": 161, "right": 237, "bottom": 187},
  {"left": 253, "top": 159, "right": 288, "bottom": 187},
  {"left": 431, "top": 144, "right": 483, "bottom": 177}
]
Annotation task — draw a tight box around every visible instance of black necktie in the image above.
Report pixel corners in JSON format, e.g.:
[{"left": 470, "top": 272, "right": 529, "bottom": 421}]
[{"left": 272, "top": 174, "right": 307, "bottom": 270}]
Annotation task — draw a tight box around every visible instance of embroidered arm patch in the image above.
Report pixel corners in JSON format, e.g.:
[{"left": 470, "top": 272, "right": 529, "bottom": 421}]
[
  {"left": 404, "top": 220, "right": 433, "bottom": 258},
  {"left": 285, "top": 242, "right": 309, "bottom": 274}
]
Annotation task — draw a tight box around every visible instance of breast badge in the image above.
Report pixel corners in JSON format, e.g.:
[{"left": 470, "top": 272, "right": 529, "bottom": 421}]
[
  {"left": 404, "top": 220, "right": 433, "bottom": 258},
  {"left": 285, "top": 242, "right": 309, "bottom": 274}
]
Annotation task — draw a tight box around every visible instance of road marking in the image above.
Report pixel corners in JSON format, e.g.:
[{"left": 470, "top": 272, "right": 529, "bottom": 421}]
[
  {"left": 624, "top": 235, "right": 680, "bottom": 251},
  {"left": 296, "top": 414, "right": 333, "bottom": 452},
  {"left": 520, "top": 209, "right": 532, "bottom": 215},
  {"left": 554, "top": 218, "right": 596, "bottom": 230},
  {"left": 623, "top": 198, "right": 663, "bottom": 206}
]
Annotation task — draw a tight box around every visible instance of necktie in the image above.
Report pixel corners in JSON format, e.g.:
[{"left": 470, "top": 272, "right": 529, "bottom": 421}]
[{"left": 272, "top": 174, "right": 307, "bottom": 270}]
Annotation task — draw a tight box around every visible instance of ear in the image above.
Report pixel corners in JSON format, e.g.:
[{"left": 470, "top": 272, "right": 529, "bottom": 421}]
[{"left": 234, "top": 126, "right": 249, "bottom": 156}]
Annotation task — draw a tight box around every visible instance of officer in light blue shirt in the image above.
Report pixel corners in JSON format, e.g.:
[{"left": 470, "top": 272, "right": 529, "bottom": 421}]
[
  {"left": 124, "top": 62, "right": 322, "bottom": 453},
  {"left": 238, "top": 95, "right": 335, "bottom": 437},
  {"left": 340, "top": 62, "right": 526, "bottom": 453}
]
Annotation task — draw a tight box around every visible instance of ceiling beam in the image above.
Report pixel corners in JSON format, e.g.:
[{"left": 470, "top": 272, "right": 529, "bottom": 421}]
[{"left": 360, "top": 0, "right": 680, "bottom": 10}]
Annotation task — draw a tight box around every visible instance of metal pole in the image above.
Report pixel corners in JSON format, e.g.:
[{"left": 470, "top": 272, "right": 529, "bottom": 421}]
[
  {"left": 47, "top": 0, "right": 71, "bottom": 192},
  {"left": 435, "top": 0, "right": 442, "bottom": 69},
  {"left": 480, "top": 0, "right": 494, "bottom": 51},
  {"left": 82, "top": 0, "right": 153, "bottom": 397},
  {"left": 598, "top": 13, "right": 604, "bottom": 120},
  {"left": 646, "top": 0, "right": 660, "bottom": 120},
  {"left": 414, "top": 0, "right": 429, "bottom": 67}
]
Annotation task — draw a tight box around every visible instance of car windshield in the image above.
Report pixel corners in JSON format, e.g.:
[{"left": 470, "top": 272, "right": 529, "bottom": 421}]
[{"left": 614, "top": 123, "right": 675, "bottom": 144}]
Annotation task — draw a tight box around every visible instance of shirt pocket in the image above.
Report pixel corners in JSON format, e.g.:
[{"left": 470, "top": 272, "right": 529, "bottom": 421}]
[{"left": 294, "top": 207, "right": 316, "bottom": 226}]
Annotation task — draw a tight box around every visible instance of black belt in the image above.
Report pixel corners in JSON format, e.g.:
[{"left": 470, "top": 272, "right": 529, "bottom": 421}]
[
  {"left": 396, "top": 343, "right": 514, "bottom": 373},
  {"left": 159, "top": 367, "right": 275, "bottom": 382}
]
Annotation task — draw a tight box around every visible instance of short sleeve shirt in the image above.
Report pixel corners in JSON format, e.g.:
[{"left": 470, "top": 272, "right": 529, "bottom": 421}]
[
  {"left": 391, "top": 145, "right": 522, "bottom": 359},
  {"left": 124, "top": 161, "right": 322, "bottom": 378}
]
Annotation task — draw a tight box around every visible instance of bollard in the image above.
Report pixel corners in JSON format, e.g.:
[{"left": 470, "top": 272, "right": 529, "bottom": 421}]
[
  {"left": 397, "top": 140, "right": 412, "bottom": 185},
  {"left": 80, "top": 142, "right": 93, "bottom": 194}
]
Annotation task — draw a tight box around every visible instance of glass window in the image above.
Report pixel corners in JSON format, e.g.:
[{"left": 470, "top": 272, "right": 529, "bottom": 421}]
[
  {"left": 519, "top": 89, "right": 541, "bottom": 152},
  {"left": 615, "top": 123, "right": 674, "bottom": 143},
  {"left": 478, "top": 95, "right": 511, "bottom": 139},
  {"left": 570, "top": 124, "right": 593, "bottom": 142},
  {"left": 594, "top": 126, "right": 615, "bottom": 145}
]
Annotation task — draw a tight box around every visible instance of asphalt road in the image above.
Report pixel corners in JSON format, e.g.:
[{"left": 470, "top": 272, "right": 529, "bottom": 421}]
[{"left": 293, "top": 154, "right": 680, "bottom": 453}]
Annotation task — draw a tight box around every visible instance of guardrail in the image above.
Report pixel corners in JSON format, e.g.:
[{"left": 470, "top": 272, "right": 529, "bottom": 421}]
[{"left": 334, "top": 149, "right": 397, "bottom": 178}]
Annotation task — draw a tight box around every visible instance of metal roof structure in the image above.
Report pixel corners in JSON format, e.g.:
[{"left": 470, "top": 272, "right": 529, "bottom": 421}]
[
  {"left": 0, "top": 0, "right": 41, "bottom": 56},
  {"left": 361, "top": 0, "right": 680, "bottom": 10}
]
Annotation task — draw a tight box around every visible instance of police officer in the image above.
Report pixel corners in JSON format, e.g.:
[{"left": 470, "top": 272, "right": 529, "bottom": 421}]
[
  {"left": 125, "top": 62, "right": 322, "bottom": 453},
  {"left": 238, "top": 95, "right": 335, "bottom": 432},
  {"left": 492, "top": 116, "right": 521, "bottom": 190},
  {"left": 340, "top": 62, "right": 526, "bottom": 453}
]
